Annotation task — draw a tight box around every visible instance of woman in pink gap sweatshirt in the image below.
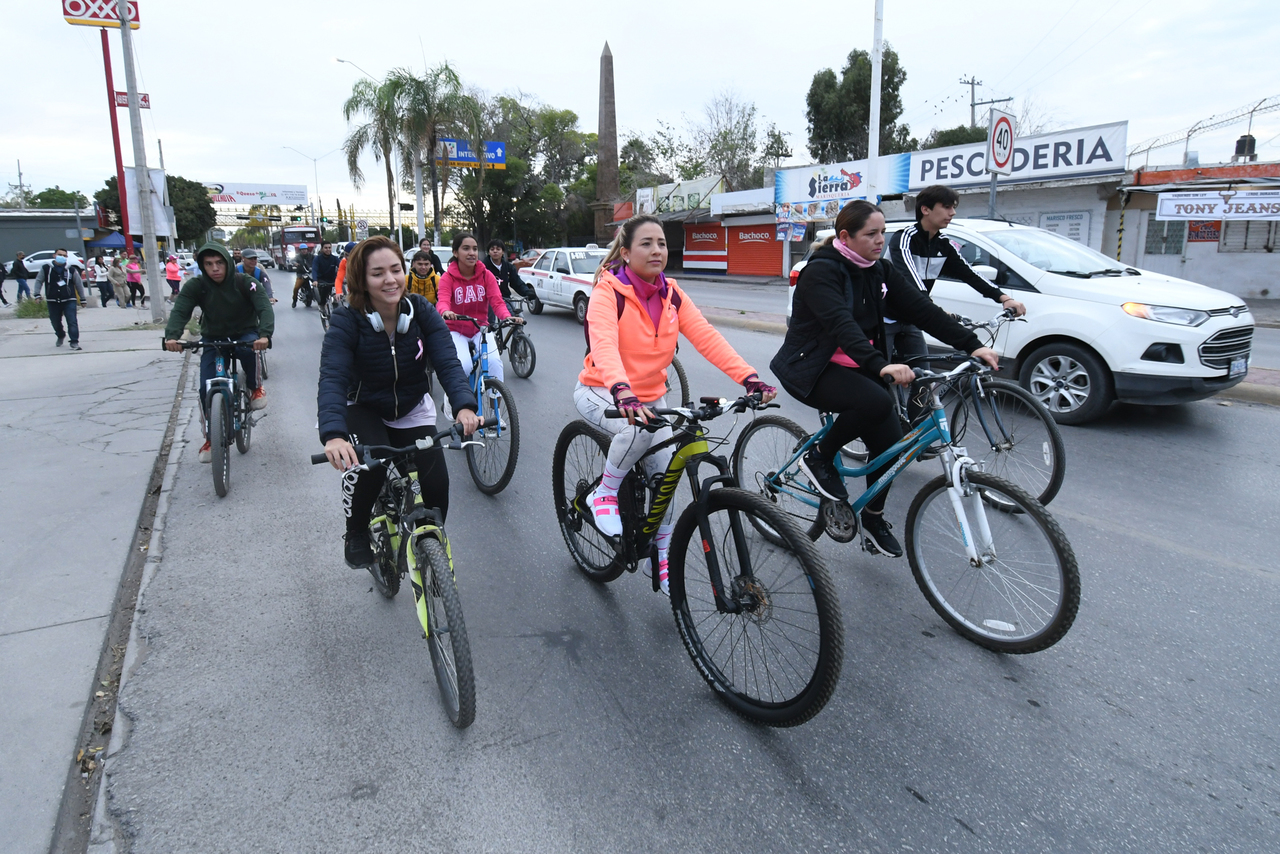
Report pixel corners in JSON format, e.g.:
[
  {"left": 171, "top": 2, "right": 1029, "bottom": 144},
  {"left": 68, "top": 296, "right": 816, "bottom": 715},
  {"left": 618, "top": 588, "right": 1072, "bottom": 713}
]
[{"left": 436, "top": 232, "right": 526, "bottom": 389}]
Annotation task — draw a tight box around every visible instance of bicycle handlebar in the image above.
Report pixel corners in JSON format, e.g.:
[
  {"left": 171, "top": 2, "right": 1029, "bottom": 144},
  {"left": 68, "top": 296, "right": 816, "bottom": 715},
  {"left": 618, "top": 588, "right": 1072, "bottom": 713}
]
[
  {"left": 309, "top": 419, "right": 488, "bottom": 466},
  {"left": 161, "top": 337, "right": 272, "bottom": 351},
  {"left": 603, "top": 393, "right": 778, "bottom": 431}
]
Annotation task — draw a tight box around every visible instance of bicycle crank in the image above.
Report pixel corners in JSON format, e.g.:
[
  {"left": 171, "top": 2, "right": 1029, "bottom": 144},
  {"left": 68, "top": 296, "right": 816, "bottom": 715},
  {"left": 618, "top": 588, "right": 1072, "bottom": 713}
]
[{"left": 821, "top": 499, "right": 858, "bottom": 543}]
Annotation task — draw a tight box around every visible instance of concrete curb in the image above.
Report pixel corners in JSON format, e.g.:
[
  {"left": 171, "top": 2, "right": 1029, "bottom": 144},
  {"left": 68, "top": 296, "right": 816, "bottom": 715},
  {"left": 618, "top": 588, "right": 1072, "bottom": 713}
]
[
  {"left": 1217, "top": 382, "right": 1280, "bottom": 406},
  {"left": 704, "top": 314, "right": 788, "bottom": 336},
  {"left": 85, "top": 362, "right": 198, "bottom": 854}
]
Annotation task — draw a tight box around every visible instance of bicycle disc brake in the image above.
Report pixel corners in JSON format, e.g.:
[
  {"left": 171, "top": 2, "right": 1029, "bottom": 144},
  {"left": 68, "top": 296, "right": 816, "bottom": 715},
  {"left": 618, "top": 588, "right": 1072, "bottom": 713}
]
[{"left": 822, "top": 499, "right": 858, "bottom": 543}]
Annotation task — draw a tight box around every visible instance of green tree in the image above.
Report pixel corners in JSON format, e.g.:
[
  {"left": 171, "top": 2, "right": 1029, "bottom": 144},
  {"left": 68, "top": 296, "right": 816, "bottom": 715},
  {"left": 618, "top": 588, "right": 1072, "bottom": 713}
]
[
  {"left": 919, "top": 124, "right": 988, "bottom": 149},
  {"left": 692, "top": 91, "right": 760, "bottom": 191},
  {"left": 760, "top": 123, "right": 793, "bottom": 169},
  {"left": 389, "top": 63, "right": 473, "bottom": 244},
  {"left": 30, "top": 186, "right": 88, "bottom": 209},
  {"left": 343, "top": 77, "right": 401, "bottom": 245},
  {"left": 805, "top": 44, "right": 916, "bottom": 162},
  {"left": 92, "top": 174, "right": 214, "bottom": 241}
]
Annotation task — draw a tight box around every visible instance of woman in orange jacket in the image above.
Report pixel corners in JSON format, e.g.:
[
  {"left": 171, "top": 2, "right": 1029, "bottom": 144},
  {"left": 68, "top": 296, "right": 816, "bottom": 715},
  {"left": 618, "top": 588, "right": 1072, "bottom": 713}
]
[{"left": 574, "top": 214, "right": 776, "bottom": 593}]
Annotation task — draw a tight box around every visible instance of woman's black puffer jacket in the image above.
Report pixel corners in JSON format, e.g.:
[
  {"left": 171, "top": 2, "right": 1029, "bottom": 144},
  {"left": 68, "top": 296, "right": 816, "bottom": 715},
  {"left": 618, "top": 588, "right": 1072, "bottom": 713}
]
[
  {"left": 318, "top": 293, "right": 477, "bottom": 443},
  {"left": 771, "top": 244, "right": 983, "bottom": 399}
]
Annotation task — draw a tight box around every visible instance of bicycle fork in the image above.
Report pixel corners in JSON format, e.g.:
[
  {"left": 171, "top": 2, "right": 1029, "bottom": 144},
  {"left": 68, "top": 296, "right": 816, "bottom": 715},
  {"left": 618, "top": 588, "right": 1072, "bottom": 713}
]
[{"left": 941, "top": 452, "right": 997, "bottom": 567}]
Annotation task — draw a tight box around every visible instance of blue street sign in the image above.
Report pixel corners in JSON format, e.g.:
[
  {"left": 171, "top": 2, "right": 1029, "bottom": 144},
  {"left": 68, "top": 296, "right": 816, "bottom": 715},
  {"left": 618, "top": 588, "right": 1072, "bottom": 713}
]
[{"left": 435, "top": 139, "right": 507, "bottom": 170}]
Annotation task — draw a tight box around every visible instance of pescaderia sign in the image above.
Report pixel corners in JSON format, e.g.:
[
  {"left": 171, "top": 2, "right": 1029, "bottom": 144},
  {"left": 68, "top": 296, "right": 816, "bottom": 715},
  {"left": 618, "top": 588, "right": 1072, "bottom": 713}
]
[
  {"left": 1155, "top": 190, "right": 1280, "bottom": 221},
  {"left": 204, "top": 182, "right": 309, "bottom": 205},
  {"left": 775, "top": 121, "right": 1128, "bottom": 222}
]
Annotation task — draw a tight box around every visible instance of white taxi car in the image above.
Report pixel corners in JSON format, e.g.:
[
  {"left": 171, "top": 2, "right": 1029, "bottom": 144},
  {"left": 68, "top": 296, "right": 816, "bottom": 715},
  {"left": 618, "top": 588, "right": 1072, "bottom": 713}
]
[
  {"left": 518, "top": 246, "right": 608, "bottom": 324},
  {"left": 787, "top": 219, "right": 1254, "bottom": 424}
]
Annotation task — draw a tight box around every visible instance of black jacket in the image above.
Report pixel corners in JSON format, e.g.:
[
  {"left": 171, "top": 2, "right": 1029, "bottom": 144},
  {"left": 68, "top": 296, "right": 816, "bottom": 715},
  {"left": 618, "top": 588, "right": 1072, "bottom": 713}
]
[
  {"left": 483, "top": 257, "right": 532, "bottom": 299},
  {"left": 312, "top": 252, "right": 341, "bottom": 284},
  {"left": 771, "top": 245, "right": 983, "bottom": 399},
  {"left": 886, "top": 224, "right": 1004, "bottom": 303},
  {"left": 317, "top": 293, "right": 478, "bottom": 443}
]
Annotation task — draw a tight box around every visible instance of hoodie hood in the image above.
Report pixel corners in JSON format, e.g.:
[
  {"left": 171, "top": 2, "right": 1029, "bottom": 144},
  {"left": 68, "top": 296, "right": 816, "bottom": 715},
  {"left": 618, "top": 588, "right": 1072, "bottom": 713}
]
[{"left": 195, "top": 242, "right": 234, "bottom": 282}]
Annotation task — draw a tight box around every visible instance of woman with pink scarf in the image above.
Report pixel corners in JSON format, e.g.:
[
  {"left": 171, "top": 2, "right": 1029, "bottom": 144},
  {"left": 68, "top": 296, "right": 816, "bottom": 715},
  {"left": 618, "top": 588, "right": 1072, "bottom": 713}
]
[{"left": 769, "top": 200, "right": 998, "bottom": 559}]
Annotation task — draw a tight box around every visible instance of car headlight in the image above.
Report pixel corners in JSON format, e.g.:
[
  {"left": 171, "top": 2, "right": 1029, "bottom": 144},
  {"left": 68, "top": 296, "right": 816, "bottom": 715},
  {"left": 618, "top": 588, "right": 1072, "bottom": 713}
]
[{"left": 1122, "top": 303, "right": 1210, "bottom": 327}]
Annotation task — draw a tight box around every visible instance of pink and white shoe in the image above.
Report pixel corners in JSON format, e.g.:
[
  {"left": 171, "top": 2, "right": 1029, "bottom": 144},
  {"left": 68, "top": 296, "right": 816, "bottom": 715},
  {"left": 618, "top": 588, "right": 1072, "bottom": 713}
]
[
  {"left": 657, "top": 558, "right": 669, "bottom": 596},
  {"left": 588, "top": 486, "right": 623, "bottom": 537}
]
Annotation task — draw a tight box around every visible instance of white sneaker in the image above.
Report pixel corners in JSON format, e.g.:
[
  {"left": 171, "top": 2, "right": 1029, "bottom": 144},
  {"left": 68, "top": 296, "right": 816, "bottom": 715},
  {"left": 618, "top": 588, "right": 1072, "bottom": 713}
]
[{"left": 588, "top": 486, "right": 623, "bottom": 537}]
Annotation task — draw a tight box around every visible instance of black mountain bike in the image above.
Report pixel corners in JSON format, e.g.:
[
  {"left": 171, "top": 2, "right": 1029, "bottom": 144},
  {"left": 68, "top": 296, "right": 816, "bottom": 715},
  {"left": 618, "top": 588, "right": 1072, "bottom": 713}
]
[
  {"left": 552, "top": 393, "right": 843, "bottom": 727},
  {"left": 310, "top": 423, "right": 484, "bottom": 727},
  {"left": 493, "top": 298, "right": 537, "bottom": 378}
]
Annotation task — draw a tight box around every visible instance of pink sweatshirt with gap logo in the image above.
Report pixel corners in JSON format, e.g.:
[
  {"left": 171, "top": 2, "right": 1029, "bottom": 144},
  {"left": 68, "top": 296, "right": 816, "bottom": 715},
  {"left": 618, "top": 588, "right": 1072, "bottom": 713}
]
[{"left": 436, "top": 262, "right": 510, "bottom": 335}]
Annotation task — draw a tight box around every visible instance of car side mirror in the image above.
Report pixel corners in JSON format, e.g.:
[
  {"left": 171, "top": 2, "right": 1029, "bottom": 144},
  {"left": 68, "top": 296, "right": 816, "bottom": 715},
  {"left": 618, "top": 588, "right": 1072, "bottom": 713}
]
[{"left": 972, "top": 264, "right": 998, "bottom": 282}]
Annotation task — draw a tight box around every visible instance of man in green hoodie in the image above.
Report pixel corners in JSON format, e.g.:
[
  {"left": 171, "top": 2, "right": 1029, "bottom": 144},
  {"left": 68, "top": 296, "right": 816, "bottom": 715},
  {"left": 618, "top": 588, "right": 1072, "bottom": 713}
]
[{"left": 165, "top": 243, "right": 275, "bottom": 462}]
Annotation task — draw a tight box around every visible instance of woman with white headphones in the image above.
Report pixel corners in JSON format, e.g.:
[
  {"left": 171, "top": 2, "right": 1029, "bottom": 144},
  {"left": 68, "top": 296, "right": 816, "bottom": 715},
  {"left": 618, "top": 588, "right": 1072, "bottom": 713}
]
[{"left": 317, "top": 236, "right": 481, "bottom": 572}]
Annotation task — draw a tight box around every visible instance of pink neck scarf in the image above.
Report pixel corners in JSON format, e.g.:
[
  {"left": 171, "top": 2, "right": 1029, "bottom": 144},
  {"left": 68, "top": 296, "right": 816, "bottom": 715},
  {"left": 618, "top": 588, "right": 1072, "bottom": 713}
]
[
  {"left": 616, "top": 265, "right": 667, "bottom": 332},
  {"left": 833, "top": 237, "right": 876, "bottom": 268}
]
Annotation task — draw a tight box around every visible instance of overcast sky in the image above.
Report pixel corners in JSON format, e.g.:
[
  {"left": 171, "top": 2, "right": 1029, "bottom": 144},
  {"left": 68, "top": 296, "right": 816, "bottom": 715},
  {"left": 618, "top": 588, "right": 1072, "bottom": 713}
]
[{"left": 5, "top": 0, "right": 1278, "bottom": 211}]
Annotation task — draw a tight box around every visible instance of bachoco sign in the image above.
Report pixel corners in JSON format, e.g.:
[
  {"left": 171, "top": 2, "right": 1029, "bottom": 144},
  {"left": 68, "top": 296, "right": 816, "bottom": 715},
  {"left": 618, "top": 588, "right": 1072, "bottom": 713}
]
[{"left": 775, "top": 121, "right": 1128, "bottom": 221}]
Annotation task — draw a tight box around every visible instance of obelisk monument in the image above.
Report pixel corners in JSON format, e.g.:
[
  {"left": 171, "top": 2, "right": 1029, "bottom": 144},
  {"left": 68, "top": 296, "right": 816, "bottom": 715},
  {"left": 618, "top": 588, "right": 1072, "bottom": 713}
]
[{"left": 593, "top": 42, "right": 621, "bottom": 243}]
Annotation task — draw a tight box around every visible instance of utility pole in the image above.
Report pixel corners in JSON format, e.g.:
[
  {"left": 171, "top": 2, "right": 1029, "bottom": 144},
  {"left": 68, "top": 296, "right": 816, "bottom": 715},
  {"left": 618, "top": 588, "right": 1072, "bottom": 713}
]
[
  {"left": 960, "top": 76, "right": 983, "bottom": 128},
  {"left": 865, "top": 0, "right": 885, "bottom": 201},
  {"left": 158, "top": 138, "right": 178, "bottom": 252},
  {"left": 116, "top": 0, "right": 164, "bottom": 322},
  {"left": 14, "top": 160, "right": 27, "bottom": 209}
]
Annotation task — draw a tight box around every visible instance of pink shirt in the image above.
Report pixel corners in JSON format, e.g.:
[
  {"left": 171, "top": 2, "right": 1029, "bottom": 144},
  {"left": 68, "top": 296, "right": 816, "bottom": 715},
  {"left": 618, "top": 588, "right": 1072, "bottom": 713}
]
[
  {"left": 436, "top": 263, "right": 510, "bottom": 335},
  {"left": 165, "top": 261, "right": 180, "bottom": 279},
  {"left": 126, "top": 262, "right": 142, "bottom": 283}
]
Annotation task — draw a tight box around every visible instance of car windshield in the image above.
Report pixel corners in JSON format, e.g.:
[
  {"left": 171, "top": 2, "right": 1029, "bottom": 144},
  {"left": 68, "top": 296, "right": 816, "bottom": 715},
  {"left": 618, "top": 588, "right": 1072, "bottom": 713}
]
[
  {"left": 568, "top": 250, "right": 606, "bottom": 274},
  {"left": 984, "top": 228, "right": 1129, "bottom": 277}
]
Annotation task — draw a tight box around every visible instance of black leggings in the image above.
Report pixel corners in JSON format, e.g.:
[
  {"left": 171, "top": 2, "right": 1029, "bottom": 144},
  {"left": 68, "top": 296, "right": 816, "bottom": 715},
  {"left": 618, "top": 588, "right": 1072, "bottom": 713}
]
[
  {"left": 343, "top": 404, "right": 450, "bottom": 535},
  {"left": 791, "top": 364, "right": 903, "bottom": 513}
]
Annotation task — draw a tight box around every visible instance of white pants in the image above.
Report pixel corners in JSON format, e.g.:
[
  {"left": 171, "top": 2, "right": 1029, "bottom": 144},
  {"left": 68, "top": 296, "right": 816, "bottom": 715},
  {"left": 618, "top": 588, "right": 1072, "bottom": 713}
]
[
  {"left": 451, "top": 329, "right": 503, "bottom": 386},
  {"left": 573, "top": 382, "right": 673, "bottom": 483}
]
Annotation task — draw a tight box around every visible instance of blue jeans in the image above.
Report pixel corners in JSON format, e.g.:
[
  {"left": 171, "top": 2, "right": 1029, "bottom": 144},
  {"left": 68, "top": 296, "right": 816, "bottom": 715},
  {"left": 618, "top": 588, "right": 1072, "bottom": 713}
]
[
  {"left": 16, "top": 279, "right": 30, "bottom": 301},
  {"left": 48, "top": 300, "right": 79, "bottom": 344},
  {"left": 199, "top": 332, "right": 260, "bottom": 415}
]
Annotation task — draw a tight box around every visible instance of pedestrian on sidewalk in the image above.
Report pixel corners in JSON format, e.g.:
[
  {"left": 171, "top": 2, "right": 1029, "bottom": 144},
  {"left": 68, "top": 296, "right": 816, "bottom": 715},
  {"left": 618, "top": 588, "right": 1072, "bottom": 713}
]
[
  {"left": 89, "top": 255, "right": 115, "bottom": 307},
  {"left": 107, "top": 256, "right": 128, "bottom": 307},
  {"left": 0, "top": 260, "right": 9, "bottom": 306},
  {"left": 165, "top": 255, "right": 182, "bottom": 301},
  {"left": 34, "top": 249, "right": 84, "bottom": 350},
  {"left": 125, "top": 254, "right": 147, "bottom": 307},
  {"left": 11, "top": 252, "right": 32, "bottom": 302}
]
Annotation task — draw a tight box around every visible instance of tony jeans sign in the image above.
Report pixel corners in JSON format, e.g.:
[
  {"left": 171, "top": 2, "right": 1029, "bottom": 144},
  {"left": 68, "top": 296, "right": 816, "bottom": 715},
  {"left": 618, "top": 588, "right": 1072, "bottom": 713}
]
[{"left": 1156, "top": 190, "right": 1280, "bottom": 221}]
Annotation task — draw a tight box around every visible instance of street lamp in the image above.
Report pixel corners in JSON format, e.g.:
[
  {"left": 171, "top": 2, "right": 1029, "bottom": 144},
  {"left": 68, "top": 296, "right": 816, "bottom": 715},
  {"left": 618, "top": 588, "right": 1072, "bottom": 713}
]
[
  {"left": 283, "top": 146, "right": 342, "bottom": 227},
  {"left": 335, "top": 58, "right": 376, "bottom": 81}
]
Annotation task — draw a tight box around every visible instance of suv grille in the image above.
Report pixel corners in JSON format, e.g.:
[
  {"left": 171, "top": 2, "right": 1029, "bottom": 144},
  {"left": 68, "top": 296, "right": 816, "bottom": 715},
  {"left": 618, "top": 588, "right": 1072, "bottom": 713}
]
[
  {"left": 1198, "top": 326, "right": 1253, "bottom": 370},
  {"left": 1206, "top": 305, "right": 1251, "bottom": 318}
]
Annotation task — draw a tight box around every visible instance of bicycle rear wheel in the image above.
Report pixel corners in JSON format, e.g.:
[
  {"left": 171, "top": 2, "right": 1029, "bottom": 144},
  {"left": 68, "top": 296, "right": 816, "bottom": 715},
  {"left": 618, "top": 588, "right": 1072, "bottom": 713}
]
[
  {"left": 731, "top": 414, "right": 822, "bottom": 546},
  {"left": 509, "top": 331, "right": 536, "bottom": 378},
  {"left": 208, "top": 390, "right": 230, "bottom": 497},
  {"left": 552, "top": 421, "right": 625, "bottom": 582},
  {"left": 416, "top": 537, "right": 475, "bottom": 728},
  {"left": 954, "top": 378, "right": 1066, "bottom": 508},
  {"left": 466, "top": 378, "right": 520, "bottom": 494},
  {"left": 669, "top": 488, "right": 843, "bottom": 727},
  {"left": 905, "top": 470, "right": 1079, "bottom": 653}
]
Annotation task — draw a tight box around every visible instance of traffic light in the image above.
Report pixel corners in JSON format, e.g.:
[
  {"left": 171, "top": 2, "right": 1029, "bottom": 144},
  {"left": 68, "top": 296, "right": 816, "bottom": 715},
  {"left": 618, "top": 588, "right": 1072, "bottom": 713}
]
[
  {"left": 290, "top": 216, "right": 302, "bottom": 222},
  {"left": 399, "top": 203, "right": 414, "bottom": 211},
  {"left": 320, "top": 217, "right": 329, "bottom": 223}
]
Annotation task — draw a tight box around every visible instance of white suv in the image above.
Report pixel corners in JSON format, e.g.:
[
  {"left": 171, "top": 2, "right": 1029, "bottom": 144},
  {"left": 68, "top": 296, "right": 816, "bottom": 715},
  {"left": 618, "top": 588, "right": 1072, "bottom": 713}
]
[{"left": 787, "top": 219, "right": 1253, "bottom": 424}]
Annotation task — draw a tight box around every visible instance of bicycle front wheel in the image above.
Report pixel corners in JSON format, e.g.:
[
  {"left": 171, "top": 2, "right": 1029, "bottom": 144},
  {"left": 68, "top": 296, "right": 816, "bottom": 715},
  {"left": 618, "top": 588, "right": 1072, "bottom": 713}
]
[
  {"left": 552, "top": 421, "right": 624, "bottom": 582},
  {"left": 905, "top": 471, "right": 1079, "bottom": 653},
  {"left": 509, "top": 331, "right": 536, "bottom": 378},
  {"left": 731, "top": 414, "right": 822, "bottom": 546},
  {"left": 208, "top": 390, "right": 230, "bottom": 497},
  {"left": 467, "top": 379, "right": 520, "bottom": 494},
  {"left": 416, "top": 537, "right": 476, "bottom": 728},
  {"left": 669, "top": 488, "right": 843, "bottom": 727},
  {"left": 235, "top": 384, "right": 252, "bottom": 455},
  {"left": 955, "top": 378, "right": 1066, "bottom": 508},
  {"left": 257, "top": 350, "right": 269, "bottom": 380}
]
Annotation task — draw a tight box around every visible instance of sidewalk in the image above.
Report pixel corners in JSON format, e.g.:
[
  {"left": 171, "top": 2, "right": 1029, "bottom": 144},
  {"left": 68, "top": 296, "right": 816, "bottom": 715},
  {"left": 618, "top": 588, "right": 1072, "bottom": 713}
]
[
  {"left": 1245, "top": 298, "right": 1280, "bottom": 329},
  {"left": 0, "top": 300, "right": 183, "bottom": 854}
]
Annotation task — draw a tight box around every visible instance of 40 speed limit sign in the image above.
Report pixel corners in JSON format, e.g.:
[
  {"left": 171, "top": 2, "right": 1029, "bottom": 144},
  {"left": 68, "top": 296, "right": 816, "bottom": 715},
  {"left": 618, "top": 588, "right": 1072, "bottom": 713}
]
[{"left": 987, "top": 109, "right": 1015, "bottom": 175}]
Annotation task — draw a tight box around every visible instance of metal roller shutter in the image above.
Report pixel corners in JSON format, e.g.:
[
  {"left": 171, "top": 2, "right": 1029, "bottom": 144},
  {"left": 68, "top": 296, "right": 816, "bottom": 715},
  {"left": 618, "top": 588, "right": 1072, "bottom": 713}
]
[{"left": 727, "top": 226, "right": 783, "bottom": 276}]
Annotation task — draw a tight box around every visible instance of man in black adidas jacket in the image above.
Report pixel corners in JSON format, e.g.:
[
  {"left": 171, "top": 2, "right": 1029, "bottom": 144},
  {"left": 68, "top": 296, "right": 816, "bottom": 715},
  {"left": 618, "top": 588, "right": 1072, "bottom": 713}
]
[{"left": 885, "top": 184, "right": 1026, "bottom": 366}]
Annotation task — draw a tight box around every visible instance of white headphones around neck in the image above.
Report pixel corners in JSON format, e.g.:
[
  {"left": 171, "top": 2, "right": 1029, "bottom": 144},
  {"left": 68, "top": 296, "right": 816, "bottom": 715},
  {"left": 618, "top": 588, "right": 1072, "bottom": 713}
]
[{"left": 367, "top": 297, "right": 414, "bottom": 334}]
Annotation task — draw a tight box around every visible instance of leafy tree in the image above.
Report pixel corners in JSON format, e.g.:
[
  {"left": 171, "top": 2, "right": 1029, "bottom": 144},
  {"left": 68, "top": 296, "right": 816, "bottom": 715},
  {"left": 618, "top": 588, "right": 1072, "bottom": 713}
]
[
  {"left": 692, "top": 91, "right": 759, "bottom": 191},
  {"left": 343, "top": 77, "right": 401, "bottom": 244},
  {"left": 919, "top": 124, "right": 988, "bottom": 149},
  {"left": 760, "top": 123, "right": 793, "bottom": 169},
  {"left": 30, "top": 186, "right": 88, "bottom": 209},
  {"left": 620, "top": 136, "right": 671, "bottom": 194},
  {"left": 805, "top": 44, "right": 916, "bottom": 162},
  {"left": 92, "top": 173, "right": 214, "bottom": 241}
]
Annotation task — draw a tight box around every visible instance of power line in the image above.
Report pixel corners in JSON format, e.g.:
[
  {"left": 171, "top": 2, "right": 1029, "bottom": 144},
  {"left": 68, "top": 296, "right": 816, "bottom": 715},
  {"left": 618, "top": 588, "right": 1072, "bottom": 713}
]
[
  {"left": 1008, "top": 0, "right": 1154, "bottom": 99},
  {"left": 988, "top": 0, "right": 1083, "bottom": 90},
  {"left": 1005, "top": 0, "right": 1128, "bottom": 97}
]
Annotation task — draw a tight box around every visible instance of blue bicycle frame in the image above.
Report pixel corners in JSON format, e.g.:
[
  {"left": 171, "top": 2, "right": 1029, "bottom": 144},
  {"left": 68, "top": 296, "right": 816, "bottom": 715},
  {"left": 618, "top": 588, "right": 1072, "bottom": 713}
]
[
  {"left": 204, "top": 341, "right": 244, "bottom": 437},
  {"left": 767, "top": 401, "right": 956, "bottom": 516},
  {"left": 467, "top": 329, "right": 506, "bottom": 440}
]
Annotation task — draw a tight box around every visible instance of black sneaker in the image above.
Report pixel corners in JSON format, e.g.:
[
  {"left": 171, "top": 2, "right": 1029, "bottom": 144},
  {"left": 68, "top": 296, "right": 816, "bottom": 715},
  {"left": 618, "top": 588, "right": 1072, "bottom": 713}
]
[
  {"left": 799, "top": 448, "right": 848, "bottom": 502},
  {"left": 861, "top": 512, "right": 903, "bottom": 558},
  {"left": 344, "top": 531, "right": 376, "bottom": 568}
]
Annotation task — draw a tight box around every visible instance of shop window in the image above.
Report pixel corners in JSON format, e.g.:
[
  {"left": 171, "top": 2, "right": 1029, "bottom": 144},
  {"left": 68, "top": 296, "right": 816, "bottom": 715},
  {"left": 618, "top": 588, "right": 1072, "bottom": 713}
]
[
  {"left": 1219, "top": 220, "right": 1277, "bottom": 253},
  {"left": 946, "top": 236, "right": 1036, "bottom": 292},
  {"left": 1145, "top": 213, "right": 1186, "bottom": 255}
]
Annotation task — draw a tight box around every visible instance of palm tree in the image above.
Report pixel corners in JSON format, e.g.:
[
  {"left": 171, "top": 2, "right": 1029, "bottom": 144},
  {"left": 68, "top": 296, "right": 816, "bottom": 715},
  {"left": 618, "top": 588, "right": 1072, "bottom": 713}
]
[
  {"left": 343, "top": 77, "right": 400, "bottom": 245},
  {"left": 388, "top": 63, "right": 474, "bottom": 245}
]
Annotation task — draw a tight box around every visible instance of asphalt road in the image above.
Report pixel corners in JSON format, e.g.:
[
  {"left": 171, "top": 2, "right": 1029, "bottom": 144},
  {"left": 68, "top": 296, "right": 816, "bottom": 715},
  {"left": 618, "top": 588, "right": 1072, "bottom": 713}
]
[
  {"left": 1251, "top": 325, "right": 1280, "bottom": 370},
  {"left": 105, "top": 282, "right": 1279, "bottom": 852}
]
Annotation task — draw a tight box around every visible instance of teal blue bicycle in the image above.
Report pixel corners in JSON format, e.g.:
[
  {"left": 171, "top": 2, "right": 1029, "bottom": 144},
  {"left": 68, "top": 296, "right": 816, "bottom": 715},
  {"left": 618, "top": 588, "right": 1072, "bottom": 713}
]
[
  {"left": 733, "top": 357, "right": 1079, "bottom": 653},
  {"left": 453, "top": 316, "right": 520, "bottom": 494}
]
